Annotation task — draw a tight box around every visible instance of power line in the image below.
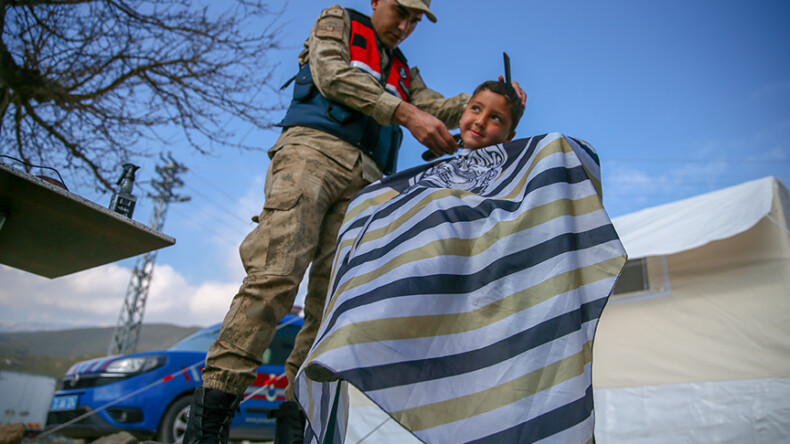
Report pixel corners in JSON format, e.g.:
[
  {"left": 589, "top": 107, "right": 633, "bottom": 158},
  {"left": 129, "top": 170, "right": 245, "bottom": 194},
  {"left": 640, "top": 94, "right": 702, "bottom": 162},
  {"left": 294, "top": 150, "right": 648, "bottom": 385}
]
[
  {"left": 169, "top": 205, "right": 243, "bottom": 247},
  {"left": 137, "top": 181, "right": 251, "bottom": 244},
  {"left": 189, "top": 168, "right": 263, "bottom": 216},
  {"left": 182, "top": 182, "right": 257, "bottom": 227}
]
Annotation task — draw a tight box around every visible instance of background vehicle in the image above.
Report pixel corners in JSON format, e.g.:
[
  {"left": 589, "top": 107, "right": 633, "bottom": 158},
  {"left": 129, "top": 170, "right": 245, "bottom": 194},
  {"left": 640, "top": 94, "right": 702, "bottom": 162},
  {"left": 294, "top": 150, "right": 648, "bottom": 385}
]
[{"left": 46, "top": 314, "right": 303, "bottom": 443}]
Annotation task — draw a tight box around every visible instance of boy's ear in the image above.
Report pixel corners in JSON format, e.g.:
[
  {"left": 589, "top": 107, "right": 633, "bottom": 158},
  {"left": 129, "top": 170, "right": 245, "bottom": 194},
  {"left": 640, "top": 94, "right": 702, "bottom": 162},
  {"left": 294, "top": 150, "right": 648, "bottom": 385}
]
[{"left": 505, "top": 131, "right": 516, "bottom": 143}]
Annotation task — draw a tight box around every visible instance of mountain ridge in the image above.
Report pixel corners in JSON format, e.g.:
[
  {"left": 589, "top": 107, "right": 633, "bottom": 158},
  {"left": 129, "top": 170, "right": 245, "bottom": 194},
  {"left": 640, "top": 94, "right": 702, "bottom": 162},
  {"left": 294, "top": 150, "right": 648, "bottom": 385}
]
[{"left": 0, "top": 323, "right": 203, "bottom": 379}]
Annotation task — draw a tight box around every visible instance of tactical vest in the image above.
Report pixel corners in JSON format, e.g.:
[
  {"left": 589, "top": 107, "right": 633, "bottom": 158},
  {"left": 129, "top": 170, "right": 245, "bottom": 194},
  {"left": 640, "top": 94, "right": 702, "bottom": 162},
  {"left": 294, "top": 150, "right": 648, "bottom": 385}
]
[{"left": 278, "top": 8, "right": 410, "bottom": 175}]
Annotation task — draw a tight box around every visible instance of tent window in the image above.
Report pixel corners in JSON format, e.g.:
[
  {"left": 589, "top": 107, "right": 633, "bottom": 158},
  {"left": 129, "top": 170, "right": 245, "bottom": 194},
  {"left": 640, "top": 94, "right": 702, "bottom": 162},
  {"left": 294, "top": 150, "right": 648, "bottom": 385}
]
[
  {"left": 613, "top": 258, "right": 649, "bottom": 294},
  {"left": 611, "top": 256, "right": 671, "bottom": 303}
]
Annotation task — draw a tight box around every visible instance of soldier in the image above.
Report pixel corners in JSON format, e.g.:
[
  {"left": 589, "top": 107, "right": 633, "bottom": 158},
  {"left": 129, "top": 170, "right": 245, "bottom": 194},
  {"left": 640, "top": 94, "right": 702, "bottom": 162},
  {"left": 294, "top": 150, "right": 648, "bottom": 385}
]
[{"left": 183, "top": 1, "right": 523, "bottom": 443}]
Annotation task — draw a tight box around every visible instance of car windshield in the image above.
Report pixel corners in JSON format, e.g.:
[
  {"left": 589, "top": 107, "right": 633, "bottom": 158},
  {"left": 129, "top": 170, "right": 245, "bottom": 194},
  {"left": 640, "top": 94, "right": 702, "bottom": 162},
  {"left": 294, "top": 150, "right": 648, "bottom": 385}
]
[{"left": 169, "top": 326, "right": 220, "bottom": 352}]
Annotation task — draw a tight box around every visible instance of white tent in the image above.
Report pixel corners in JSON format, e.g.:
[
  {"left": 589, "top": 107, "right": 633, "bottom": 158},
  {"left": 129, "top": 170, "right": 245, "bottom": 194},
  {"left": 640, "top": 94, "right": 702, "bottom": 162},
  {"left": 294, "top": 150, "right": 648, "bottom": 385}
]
[{"left": 593, "top": 176, "right": 790, "bottom": 443}]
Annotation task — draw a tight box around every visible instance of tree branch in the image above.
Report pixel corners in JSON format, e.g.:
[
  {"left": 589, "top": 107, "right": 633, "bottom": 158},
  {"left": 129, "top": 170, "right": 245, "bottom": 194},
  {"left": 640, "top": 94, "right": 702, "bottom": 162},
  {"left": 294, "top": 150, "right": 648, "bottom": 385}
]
[{"left": 0, "top": 0, "right": 285, "bottom": 190}]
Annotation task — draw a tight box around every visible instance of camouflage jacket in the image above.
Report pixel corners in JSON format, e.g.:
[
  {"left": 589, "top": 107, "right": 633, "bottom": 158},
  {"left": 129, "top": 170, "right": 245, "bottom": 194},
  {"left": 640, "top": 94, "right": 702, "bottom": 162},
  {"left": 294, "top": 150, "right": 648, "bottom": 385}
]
[{"left": 271, "top": 4, "right": 470, "bottom": 180}]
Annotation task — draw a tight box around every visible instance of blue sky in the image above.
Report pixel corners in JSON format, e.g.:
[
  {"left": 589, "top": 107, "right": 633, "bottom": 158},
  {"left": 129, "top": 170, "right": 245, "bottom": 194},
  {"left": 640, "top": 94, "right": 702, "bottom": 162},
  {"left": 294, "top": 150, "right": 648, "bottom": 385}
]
[{"left": 1, "top": 0, "right": 788, "bottom": 330}]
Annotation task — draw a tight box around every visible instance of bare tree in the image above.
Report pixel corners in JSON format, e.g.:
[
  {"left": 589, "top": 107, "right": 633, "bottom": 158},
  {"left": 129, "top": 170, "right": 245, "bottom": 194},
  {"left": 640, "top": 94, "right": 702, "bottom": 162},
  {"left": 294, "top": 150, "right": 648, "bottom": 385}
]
[{"left": 0, "top": 0, "right": 284, "bottom": 190}]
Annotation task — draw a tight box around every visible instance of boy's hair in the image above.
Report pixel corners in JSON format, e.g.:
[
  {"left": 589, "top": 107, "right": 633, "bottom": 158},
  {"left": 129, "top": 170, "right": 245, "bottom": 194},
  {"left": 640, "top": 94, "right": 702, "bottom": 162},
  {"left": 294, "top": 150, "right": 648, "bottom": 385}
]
[{"left": 472, "top": 80, "right": 524, "bottom": 132}]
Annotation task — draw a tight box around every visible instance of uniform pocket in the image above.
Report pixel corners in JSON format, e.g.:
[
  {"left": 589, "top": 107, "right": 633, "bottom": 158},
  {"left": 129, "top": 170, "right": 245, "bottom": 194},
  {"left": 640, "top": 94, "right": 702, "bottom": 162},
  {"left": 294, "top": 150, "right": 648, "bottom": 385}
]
[
  {"left": 240, "top": 150, "right": 306, "bottom": 276},
  {"left": 263, "top": 147, "right": 306, "bottom": 210},
  {"left": 262, "top": 189, "right": 301, "bottom": 211},
  {"left": 255, "top": 184, "right": 303, "bottom": 276},
  {"left": 293, "top": 65, "right": 317, "bottom": 102},
  {"left": 240, "top": 194, "right": 303, "bottom": 276}
]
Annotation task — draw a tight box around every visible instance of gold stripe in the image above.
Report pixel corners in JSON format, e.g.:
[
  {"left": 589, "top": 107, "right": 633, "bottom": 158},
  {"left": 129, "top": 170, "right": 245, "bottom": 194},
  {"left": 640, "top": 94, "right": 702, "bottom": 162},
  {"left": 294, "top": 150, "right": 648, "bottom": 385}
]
[
  {"left": 517, "top": 136, "right": 600, "bottom": 200},
  {"left": 324, "top": 238, "right": 355, "bottom": 315},
  {"left": 321, "top": 188, "right": 463, "bottom": 317},
  {"left": 323, "top": 137, "right": 575, "bottom": 316},
  {"left": 324, "top": 189, "right": 399, "bottom": 316},
  {"left": 343, "top": 189, "right": 399, "bottom": 223},
  {"left": 355, "top": 188, "right": 467, "bottom": 246},
  {"left": 562, "top": 137, "right": 602, "bottom": 198},
  {"left": 332, "top": 194, "right": 604, "bottom": 302},
  {"left": 305, "top": 256, "right": 624, "bottom": 362},
  {"left": 392, "top": 342, "right": 594, "bottom": 431},
  {"left": 589, "top": 172, "right": 603, "bottom": 200},
  {"left": 325, "top": 189, "right": 475, "bottom": 317},
  {"left": 314, "top": 136, "right": 612, "bottom": 358},
  {"left": 500, "top": 136, "right": 571, "bottom": 200},
  {"left": 317, "top": 193, "right": 603, "bottom": 346},
  {"left": 352, "top": 137, "right": 571, "bottom": 252},
  {"left": 305, "top": 380, "right": 315, "bottom": 424}
]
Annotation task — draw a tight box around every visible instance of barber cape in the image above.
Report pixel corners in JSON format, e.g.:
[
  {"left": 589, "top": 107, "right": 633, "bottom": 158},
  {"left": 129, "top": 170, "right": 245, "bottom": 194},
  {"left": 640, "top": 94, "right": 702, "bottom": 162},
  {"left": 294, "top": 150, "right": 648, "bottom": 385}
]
[{"left": 295, "top": 132, "right": 627, "bottom": 444}]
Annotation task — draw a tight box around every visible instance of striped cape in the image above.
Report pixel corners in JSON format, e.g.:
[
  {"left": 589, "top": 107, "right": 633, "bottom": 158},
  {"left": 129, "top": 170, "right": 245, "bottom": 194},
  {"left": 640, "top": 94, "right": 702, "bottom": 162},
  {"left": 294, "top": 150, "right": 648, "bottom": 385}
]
[{"left": 294, "top": 132, "right": 626, "bottom": 443}]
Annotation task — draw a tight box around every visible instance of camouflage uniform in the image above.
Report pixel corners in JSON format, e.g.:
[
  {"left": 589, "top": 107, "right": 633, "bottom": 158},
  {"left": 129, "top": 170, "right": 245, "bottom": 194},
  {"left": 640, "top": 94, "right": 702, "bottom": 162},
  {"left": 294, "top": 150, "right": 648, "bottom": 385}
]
[{"left": 202, "top": 4, "right": 469, "bottom": 401}]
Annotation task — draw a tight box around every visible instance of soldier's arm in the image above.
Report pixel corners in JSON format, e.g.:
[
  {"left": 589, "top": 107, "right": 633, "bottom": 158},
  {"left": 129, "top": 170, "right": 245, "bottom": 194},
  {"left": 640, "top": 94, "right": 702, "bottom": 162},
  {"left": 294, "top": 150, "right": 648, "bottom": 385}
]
[
  {"left": 307, "top": 5, "right": 401, "bottom": 126},
  {"left": 407, "top": 67, "right": 470, "bottom": 130},
  {"left": 390, "top": 68, "right": 469, "bottom": 155},
  {"left": 307, "top": 5, "right": 458, "bottom": 154}
]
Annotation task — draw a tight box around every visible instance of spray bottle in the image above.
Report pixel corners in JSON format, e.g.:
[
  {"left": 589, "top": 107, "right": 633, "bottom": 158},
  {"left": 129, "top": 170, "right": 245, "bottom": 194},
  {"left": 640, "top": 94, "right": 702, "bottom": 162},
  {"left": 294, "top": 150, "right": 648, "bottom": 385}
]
[{"left": 109, "top": 163, "right": 140, "bottom": 218}]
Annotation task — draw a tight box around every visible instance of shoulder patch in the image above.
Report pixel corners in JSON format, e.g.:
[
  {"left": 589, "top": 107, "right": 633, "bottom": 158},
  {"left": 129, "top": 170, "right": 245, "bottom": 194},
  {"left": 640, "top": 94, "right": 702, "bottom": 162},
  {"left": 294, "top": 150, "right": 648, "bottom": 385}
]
[
  {"left": 320, "top": 5, "right": 345, "bottom": 19},
  {"left": 316, "top": 6, "right": 345, "bottom": 40},
  {"left": 316, "top": 17, "right": 344, "bottom": 40}
]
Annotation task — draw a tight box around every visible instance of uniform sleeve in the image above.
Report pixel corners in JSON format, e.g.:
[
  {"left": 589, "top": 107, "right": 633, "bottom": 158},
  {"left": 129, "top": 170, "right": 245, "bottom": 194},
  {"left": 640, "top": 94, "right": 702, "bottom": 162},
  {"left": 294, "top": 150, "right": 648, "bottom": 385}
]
[
  {"left": 307, "top": 5, "right": 401, "bottom": 125},
  {"left": 408, "top": 67, "right": 471, "bottom": 130}
]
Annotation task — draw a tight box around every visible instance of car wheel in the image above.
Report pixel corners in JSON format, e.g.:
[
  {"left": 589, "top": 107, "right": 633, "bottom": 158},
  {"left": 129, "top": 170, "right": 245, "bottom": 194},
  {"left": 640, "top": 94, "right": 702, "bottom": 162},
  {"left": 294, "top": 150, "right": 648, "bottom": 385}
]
[{"left": 156, "top": 395, "right": 192, "bottom": 444}]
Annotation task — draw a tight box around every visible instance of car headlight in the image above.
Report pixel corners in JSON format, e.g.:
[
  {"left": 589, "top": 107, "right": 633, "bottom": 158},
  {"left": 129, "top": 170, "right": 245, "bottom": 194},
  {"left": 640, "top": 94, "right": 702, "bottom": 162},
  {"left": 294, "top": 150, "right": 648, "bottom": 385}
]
[{"left": 105, "top": 355, "right": 165, "bottom": 374}]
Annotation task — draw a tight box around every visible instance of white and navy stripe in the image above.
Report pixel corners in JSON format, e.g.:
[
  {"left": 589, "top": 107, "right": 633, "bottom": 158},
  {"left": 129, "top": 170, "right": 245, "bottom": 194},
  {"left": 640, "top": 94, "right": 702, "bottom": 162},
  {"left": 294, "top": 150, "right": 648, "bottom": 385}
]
[{"left": 296, "top": 133, "right": 626, "bottom": 443}]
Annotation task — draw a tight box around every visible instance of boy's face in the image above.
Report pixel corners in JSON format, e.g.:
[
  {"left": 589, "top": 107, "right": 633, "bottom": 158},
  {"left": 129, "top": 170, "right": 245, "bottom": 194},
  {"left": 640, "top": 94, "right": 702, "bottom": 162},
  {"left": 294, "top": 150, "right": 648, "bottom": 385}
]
[{"left": 459, "top": 89, "right": 516, "bottom": 150}]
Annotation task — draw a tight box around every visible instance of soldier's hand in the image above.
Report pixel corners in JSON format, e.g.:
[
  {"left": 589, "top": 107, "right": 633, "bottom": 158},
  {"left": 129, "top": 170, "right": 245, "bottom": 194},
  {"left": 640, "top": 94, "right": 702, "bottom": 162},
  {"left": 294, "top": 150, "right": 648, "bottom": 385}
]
[
  {"left": 498, "top": 75, "right": 527, "bottom": 107},
  {"left": 393, "top": 102, "right": 458, "bottom": 156}
]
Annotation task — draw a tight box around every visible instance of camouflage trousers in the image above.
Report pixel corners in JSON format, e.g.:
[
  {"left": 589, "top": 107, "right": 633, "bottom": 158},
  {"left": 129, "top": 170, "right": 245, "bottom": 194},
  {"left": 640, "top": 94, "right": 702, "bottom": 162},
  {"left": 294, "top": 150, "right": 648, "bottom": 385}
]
[{"left": 202, "top": 144, "right": 372, "bottom": 401}]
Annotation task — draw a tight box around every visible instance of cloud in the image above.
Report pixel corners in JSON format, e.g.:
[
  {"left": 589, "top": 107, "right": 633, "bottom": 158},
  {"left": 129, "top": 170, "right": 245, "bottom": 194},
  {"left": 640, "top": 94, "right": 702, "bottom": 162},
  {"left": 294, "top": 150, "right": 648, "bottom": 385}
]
[
  {"left": 0, "top": 264, "right": 131, "bottom": 329},
  {"left": 185, "top": 282, "right": 240, "bottom": 321},
  {"left": 0, "top": 262, "right": 234, "bottom": 330},
  {"left": 1, "top": 252, "right": 307, "bottom": 331},
  {"left": 602, "top": 153, "right": 731, "bottom": 216},
  {"left": 142, "top": 264, "right": 234, "bottom": 326}
]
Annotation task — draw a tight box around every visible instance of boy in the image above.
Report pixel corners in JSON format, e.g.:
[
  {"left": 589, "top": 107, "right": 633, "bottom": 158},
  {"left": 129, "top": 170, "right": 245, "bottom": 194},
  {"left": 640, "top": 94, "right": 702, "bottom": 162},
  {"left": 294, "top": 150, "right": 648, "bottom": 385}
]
[
  {"left": 458, "top": 79, "right": 524, "bottom": 149},
  {"left": 410, "top": 79, "right": 524, "bottom": 192}
]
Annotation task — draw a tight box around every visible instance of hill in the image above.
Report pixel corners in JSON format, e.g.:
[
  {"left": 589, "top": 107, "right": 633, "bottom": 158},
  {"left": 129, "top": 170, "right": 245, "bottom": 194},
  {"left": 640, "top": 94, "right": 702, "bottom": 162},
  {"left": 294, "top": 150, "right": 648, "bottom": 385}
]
[{"left": 0, "top": 324, "right": 201, "bottom": 379}]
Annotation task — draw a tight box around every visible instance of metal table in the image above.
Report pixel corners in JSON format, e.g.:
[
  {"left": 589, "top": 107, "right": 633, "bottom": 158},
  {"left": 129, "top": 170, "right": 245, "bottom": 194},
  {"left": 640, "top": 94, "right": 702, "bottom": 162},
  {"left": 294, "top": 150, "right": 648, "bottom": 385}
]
[{"left": 0, "top": 163, "right": 175, "bottom": 278}]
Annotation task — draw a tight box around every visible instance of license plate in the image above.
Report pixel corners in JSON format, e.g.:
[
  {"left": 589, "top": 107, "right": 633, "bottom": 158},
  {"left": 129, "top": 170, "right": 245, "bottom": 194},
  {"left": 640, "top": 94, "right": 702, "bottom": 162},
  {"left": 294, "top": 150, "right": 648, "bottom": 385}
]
[{"left": 50, "top": 395, "right": 79, "bottom": 411}]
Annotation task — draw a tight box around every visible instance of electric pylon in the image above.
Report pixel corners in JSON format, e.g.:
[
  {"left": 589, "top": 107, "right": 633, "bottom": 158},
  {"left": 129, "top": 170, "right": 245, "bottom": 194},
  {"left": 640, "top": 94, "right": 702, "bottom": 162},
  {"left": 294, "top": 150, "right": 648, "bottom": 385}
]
[{"left": 108, "top": 154, "right": 190, "bottom": 356}]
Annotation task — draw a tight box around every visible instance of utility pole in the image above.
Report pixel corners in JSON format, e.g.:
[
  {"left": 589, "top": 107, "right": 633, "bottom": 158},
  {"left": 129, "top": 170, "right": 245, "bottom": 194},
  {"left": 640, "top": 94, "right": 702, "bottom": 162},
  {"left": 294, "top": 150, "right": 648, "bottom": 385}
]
[{"left": 108, "top": 154, "right": 190, "bottom": 356}]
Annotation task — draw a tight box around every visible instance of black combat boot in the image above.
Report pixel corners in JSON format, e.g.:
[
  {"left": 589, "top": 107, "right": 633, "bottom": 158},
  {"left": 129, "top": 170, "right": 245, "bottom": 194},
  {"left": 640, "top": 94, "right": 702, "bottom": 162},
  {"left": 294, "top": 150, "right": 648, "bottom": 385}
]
[
  {"left": 269, "top": 400, "right": 306, "bottom": 444},
  {"left": 182, "top": 386, "right": 242, "bottom": 444}
]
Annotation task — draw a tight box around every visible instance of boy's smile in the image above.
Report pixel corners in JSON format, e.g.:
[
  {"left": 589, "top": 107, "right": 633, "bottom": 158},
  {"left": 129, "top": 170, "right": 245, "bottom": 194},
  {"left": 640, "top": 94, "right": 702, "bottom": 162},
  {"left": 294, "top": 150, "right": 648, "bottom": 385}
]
[{"left": 459, "top": 89, "right": 516, "bottom": 150}]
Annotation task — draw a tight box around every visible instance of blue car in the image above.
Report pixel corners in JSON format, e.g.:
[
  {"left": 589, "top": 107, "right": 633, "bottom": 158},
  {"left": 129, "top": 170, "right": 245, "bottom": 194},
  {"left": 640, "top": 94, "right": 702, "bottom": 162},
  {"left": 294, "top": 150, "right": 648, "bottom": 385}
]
[{"left": 46, "top": 314, "right": 303, "bottom": 443}]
